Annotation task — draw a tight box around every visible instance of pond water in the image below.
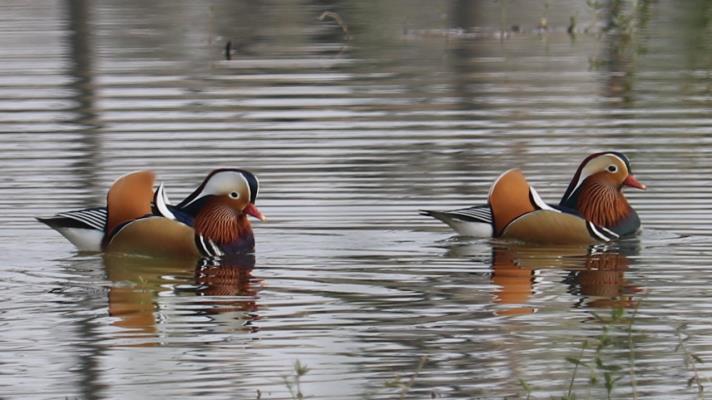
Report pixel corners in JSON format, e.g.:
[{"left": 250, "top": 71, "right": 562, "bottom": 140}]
[{"left": 3, "top": 0, "right": 712, "bottom": 399}]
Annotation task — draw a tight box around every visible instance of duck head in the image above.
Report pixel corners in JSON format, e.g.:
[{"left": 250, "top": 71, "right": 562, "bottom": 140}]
[
  {"left": 560, "top": 152, "right": 645, "bottom": 229},
  {"left": 178, "top": 169, "right": 265, "bottom": 246}
]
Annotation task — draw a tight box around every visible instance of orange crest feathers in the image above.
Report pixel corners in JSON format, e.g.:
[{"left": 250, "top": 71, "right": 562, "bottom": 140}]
[{"left": 105, "top": 170, "right": 155, "bottom": 238}]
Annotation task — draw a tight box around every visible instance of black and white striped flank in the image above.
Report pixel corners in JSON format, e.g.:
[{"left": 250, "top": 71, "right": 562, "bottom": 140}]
[
  {"left": 195, "top": 234, "right": 224, "bottom": 258},
  {"left": 56, "top": 207, "right": 107, "bottom": 230},
  {"left": 434, "top": 205, "right": 493, "bottom": 224}
]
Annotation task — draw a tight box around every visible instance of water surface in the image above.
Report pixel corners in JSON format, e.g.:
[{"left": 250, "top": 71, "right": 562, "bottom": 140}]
[{"left": 3, "top": 1, "right": 712, "bottom": 399}]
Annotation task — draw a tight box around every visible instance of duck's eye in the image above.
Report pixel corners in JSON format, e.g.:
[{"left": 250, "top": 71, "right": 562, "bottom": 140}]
[
  {"left": 228, "top": 191, "right": 240, "bottom": 199},
  {"left": 607, "top": 165, "right": 618, "bottom": 173}
]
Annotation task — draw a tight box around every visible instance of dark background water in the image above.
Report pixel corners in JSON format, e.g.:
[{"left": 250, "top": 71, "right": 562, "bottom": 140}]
[{"left": 3, "top": 1, "right": 712, "bottom": 399}]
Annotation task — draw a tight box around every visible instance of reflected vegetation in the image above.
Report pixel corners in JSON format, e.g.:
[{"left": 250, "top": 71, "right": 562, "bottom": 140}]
[{"left": 65, "top": 0, "right": 103, "bottom": 205}]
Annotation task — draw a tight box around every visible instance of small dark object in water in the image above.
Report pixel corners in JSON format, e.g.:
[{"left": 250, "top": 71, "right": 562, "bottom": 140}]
[
  {"left": 319, "top": 11, "right": 351, "bottom": 41},
  {"left": 511, "top": 25, "right": 521, "bottom": 33},
  {"left": 568, "top": 16, "right": 576, "bottom": 35},
  {"left": 225, "top": 41, "right": 231, "bottom": 60}
]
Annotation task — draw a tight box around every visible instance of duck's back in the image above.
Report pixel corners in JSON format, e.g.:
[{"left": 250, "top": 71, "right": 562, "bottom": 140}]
[
  {"left": 488, "top": 168, "right": 537, "bottom": 237},
  {"left": 488, "top": 169, "right": 606, "bottom": 244},
  {"left": 103, "top": 170, "right": 208, "bottom": 258}
]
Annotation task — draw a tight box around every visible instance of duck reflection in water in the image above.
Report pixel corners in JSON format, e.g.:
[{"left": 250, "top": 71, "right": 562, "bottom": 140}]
[
  {"left": 104, "top": 253, "right": 260, "bottom": 342},
  {"left": 448, "top": 240, "right": 641, "bottom": 315},
  {"left": 563, "top": 244, "right": 642, "bottom": 309}
]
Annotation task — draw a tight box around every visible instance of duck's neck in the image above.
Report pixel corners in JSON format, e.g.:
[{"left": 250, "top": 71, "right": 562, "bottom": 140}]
[
  {"left": 574, "top": 180, "right": 632, "bottom": 228},
  {"left": 194, "top": 203, "right": 254, "bottom": 250}
]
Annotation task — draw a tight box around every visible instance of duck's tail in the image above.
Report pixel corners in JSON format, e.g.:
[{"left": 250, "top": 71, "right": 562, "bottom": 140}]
[{"left": 420, "top": 205, "right": 493, "bottom": 237}]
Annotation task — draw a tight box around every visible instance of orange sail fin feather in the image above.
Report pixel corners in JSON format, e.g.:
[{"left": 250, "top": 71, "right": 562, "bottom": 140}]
[
  {"left": 487, "top": 168, "right": 537, "bottom": 237},
  {"left": 105, "top": 170, "right": 156, "bottom": 240}
]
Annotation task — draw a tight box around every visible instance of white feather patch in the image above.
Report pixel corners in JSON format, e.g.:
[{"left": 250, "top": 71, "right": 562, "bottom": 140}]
[
  {"left": 53, "top": 227, "right": 103, "bottom": 252},
  {"left": 155, "top": 183, "right": 175, "bottom": 220},
  {"left": 530, "top": 187, "right": 559, "bottom": 212}
]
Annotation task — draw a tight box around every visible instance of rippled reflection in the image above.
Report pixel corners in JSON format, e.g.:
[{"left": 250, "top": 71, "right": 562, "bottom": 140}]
[
  {"left": 104, "top": 253, "right": 259, "bottom": 345},
  {"left": 447, "top": 240, "right": 642, "bottom": 314}
]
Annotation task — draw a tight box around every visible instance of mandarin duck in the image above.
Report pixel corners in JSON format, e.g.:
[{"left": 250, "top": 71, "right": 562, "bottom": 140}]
[
  {"left": 37, "top": 168, "right": 265, "bottom": 257},
  {"left": 421, "top": 152, "right": 645, "bottom": 244}
]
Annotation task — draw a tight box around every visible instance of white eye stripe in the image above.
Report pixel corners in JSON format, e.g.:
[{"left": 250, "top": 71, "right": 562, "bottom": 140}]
[
  {"left": 240, "top": 174, "right": 251, "bottom": 203},
  {"left": 183, "top": 171, "right": 250, "bottom": 206},
  {"left": 565, "top": 153, "right": 628, "bottom": 201},
  {"left": 607, "top": 164, "right": 618, "bottom": 173}
]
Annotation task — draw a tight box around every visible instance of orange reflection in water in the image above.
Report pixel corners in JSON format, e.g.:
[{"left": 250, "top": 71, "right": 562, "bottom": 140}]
[
  {"left": 489, "top": 242, "right": 640, "bottom": 315},
  {"left": 104, "top": 253, "right": 260, "bottom": 343}
]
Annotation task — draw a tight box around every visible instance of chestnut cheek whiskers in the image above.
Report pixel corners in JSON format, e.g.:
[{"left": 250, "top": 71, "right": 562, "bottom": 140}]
[
  {"left": 576, "top": 180, "right": 632, "bottom": 228},
  {"left": 195, "top": 202, "right": 251, "bottom": 245}
]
